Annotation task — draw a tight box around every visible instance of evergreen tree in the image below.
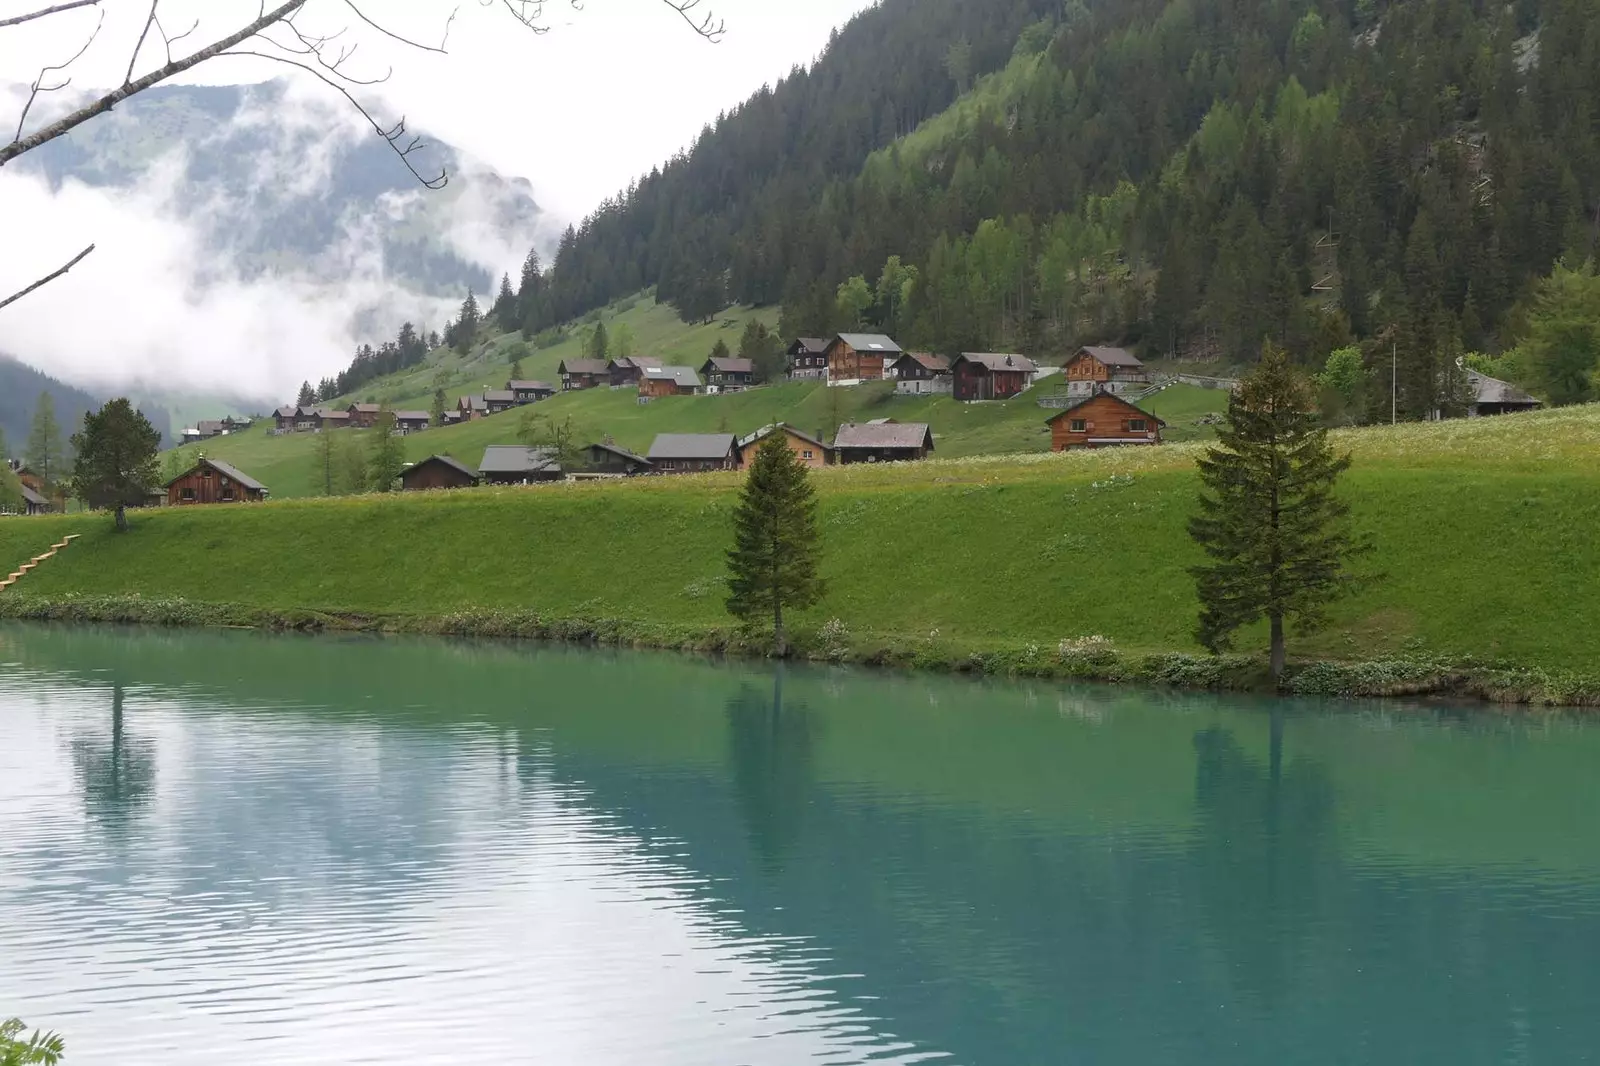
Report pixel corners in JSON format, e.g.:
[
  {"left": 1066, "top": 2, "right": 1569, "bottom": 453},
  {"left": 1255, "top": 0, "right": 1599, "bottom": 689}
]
[
  {"left": 493, "top": 272, "right": 519, "bottom": 334},
  {"left": 710, "top": 337, "right": 732, "bottom": 363},
  {"left": 586, "top": 320, "right": 610, "bottom": 361},
  {"left": 366, "top": 409, "right": 406, "bottom": 491},
  {"left": 430, "top": 387, "right": 448, "bottom": 427},
  {"left": 738, "top": 319, "right": 785, "bottom": 383},
  {"left": 316, "top": 425, "right": 336, "bottom": 496},
  {"left": 24, "top": 392, "right": 66, "bottom": 491},
  {"left": 296, "top": 381, "right": 316, "bottom": 408},
  {"left": 455, "top": 290, "right": 482, "bottom": 355},
  {"left": 1189, "top": 345, "right": 1365, "bottom": 679},
  {"left": 725, "top": 434, "right": 825, "bottom": 656},
  {"left": 68, "top": 398, "right": 162, "bottom": 532}
]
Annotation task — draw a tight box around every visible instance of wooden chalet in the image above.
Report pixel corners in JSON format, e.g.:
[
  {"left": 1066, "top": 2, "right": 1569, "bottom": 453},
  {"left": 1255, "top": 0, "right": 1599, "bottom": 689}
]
[
  {"left": 701, "top": 356, "right": 755, "bottom": 393},
  {"left": 401, "top": 455, "right": 481, "bottom": 491},
  {"left": 319, "top": 408, "right": 351, "bottom": 431},
  {"left": 165, "top": 458, "right": 268, "bottom": 505},
  {"left": 606, "top": 356, "right": 662, "bottom": 387},
  {"left": 646, "top": 433, "right": 739, "bottom": 473},
  {"left": 1062, "top": 346, "right": 1150, "bottom": 397},
  {"left": 394, "top": 411, "right": 432, "bottom": 434},
  {"left": 273, "top": 406, "right": 298, "bottom": 432},
  {"left": 456, "top": 394, "right": 488, "bottom": 421},
  {"left": 1046, "top": 392, "right": 1165, "bottom": 450},
  {"left": 181, "top": 419, "right": 233, "bottom": 445},
  {"left": 580, "top": 442, "right": 653, "bottom": 477},
  {"left": 639, "top": 366, "right": 702, "bottom": 398},
  {"left": 346, "top": 403, "right": 382, "bottom": 429},
  {"left": 951, "top": 353, "right": 1038, "bottom": 401},
  {"left": 483, "top": 389, "right": 518, "bottom": 415},
  {"left": 478, "top": 445, "right": 562, "bottom": 485},
  {"left": 833, "top": 421, "right": 934, "bottom": 464},
  {"left": 559, "top": 359, "right": 611, "bottom": 390},
  {"left": 787, "top": 337, "right": 830, "bottom": 380},
  {"left": 825, "top": 333, "right": 902, "bottom": 386},
  {"left": 737, "top": 424, "right": 831, "bottom": 468},
  {"left": 10, "top": 463, "right": 64, "bottom": 511},
  {"left": 508, "top": 380, "right": 557, "bottom": 404},
  {"left": 891, "top": 352, "right": 952, "bottom": 395},
  {"left": 1464, "top": 371, "right": 1541, "bottom": 417}
]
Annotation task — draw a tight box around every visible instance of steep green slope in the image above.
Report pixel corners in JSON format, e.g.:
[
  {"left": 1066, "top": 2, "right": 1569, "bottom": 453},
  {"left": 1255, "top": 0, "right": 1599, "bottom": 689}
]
[{"left": 4, "top": 407, "right": 1598, "bottom": 699}]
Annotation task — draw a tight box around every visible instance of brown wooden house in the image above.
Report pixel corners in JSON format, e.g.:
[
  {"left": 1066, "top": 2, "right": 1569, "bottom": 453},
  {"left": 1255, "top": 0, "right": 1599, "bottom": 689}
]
[
  {"left": 736, "top": 424, "right": 831, "bottom": 468},
  {"left": 165, "top": 458, "right": 268, "bottom": 505},
  {"left": 825, "top": 333, "right": 902, "bottom": 386},
  {"left": 579, "top": 442, "right": 653, "bottom": 477},
  {"left": 1062, "top": 346, "right": 1151, "bottom": 397},
  {"left": 508, "top": 380, "right": 557, "bottom": 404},
  {"left": 401, "top": 455, "right": 481, "bottom": 491},
  {"left": 1047, "top": 392, "right": 1165, "bottom": 450},
  {"left": 950, "top": 353, "right": 1038, "bottom": 401},
  {"left": 606, "top": 356, "right": 662, "bottom": 387},
  {"left": 478, "top": 445, "right": 563, "bottom": 485},
  {"left": 833, "top": 421, "right": 934, "bottom": 463},
  {"left": 394, "top": 411, "right": 432, "bottom": 434},
  {"left": 346, "top": 402, "right": 382, "bottom": 428},
  {"left": 646, "top": 433, "right": 740, "bottom": 473},
  {"left": 483, "top": 389, "right": 518, "bottom": 415},
  {"left": 701, "top": 356, "right": 755, "bottom": 392},
  {"left": 891, "top": 352, "right": 952, "bottom": 395},
  {"left": 273, "top": 406, "right": 298, "bottom": 432},
  {"left": 559, "top": 359, "right": 611, "bottom": 390},
  {"left": 639, "top": 366, "right": 702, "bottom": 398},
  {"left": 787, "top": 337, "right": 830, "bottom": 380},
  {"left": 456, "top": 394, "right": 487, "bottom": 421}
]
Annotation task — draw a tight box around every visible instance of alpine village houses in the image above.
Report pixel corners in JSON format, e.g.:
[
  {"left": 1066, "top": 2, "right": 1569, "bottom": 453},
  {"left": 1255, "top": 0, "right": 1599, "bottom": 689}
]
[
  {"left": 825, "top": 333, "right": 903, "bottom": 386},
  {"left": 1062, "top": 346, "right": 1151, "bottom": 396},
  {"left": 1047, "top": 391, "right": 1165, "bottom": 450},
  {"left": 639, "top": 366, "right": 703, "bottom": 398},
  {"left": 949, "top": 353, "right": 1038, "bottom": 401},
  {"left": 787, "top": 338, "right": 829, "bottom": 380},
  {"left": 559, "top": 359, "right": 611, "bottom": 391},
  {"left": 701, "top": 356, "right": 755, "bottom": 393},
  {"left": 165, "top": 458, "right": 269, "bottom": 505},
  {"left": 401, "top": 455, "right": 481, "bottom": 492},
  {"left": 737, "top": 424, "right": 831, "bottom": 468},
  {"left": 891, "top": 352, "right": 952, "bottom": 395}
]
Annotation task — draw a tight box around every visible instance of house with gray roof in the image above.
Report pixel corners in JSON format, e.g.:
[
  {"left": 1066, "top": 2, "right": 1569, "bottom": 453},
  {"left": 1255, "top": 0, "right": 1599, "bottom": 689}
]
[
  {"left": 640, "top": 366, "right": 703, "bottom": 398},
  {"left": 401, "top": 455, "right": 481, "bottom": 492},
  {"left": 646, "top": 433, "right": 740, "bottom": 473},
  {"left": 1464, "top": 371, "right": 1541, "bottom": 417},
  {"left": 478, "top": 445, "right": 563, "bottom": 485},
  {"left": 787, "top": 337, "right": 830, "bottom": 380},
  {"left": 833, "top": 421, "right": 934, "bottom": 464},
  {"left": 824, "top": 333, "right": 903, "bottom": 386},
  {"left": 1063, "top": 345, "right": 1151, "bottom": 397},
  {"left": 164, "top": 458, "right": 268, "bottom": 505},
  {"left": 559, "top": 359, "right": 611, "bottom": 390}
]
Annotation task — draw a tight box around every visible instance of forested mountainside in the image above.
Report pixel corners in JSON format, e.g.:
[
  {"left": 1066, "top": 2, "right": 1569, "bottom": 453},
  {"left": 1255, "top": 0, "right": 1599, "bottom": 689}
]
[
  {"left": 514, "top": 0, "right": 1600, "bottom": 420},
  {"left": 0, "top": 357, "right": 172, "bottom": 451}
]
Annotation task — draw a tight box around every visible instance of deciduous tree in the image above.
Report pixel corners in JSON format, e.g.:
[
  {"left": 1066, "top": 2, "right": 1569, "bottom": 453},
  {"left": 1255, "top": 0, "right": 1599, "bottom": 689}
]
[
  {"left": 726, "top": 434, "right": 824, "bottom": 656},
  {"left": 1189, "top": 345, "right": 1366, "bottom": 679},
  {"left": 69, "top": 398, "right": 162, "bottom": 532},
  {"left": 1523, "top": 261, "right": 1600, "bottom": 405},
  {"left": 0, "top": 1017, "right": 64, "bottom": 1066}
]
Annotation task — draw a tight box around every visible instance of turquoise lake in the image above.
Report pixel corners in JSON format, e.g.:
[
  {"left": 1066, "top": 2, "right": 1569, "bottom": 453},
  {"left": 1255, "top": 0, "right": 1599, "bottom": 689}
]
[{"left": 2, "top": 623, "right": 1598, "bottom": 1064}]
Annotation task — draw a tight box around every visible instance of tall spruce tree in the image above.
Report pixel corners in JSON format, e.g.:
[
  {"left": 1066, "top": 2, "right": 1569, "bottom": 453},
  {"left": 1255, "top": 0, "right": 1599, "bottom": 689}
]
[
  {"left": 366, "top": 409, "right": 406, "bottom": 491},
  {"left": 1189, "top": 345, "right": 1365, "bottom": 679},
  {"left": 430, "top": 388, "right": 448, "bottom": 427},
  {"left": 296, "top": 381, "right": 316, "bottom": 408},
  {"left": 493, "top": 273, "right": 519, "bottom": 334},
  {"left": 726, "top": 434, "right": 824, "bottom": 656},
  {"left": 455, "top": 290, "right": 482, "bottom": 355},
  {"left": 586, "top": 320, "right": 610, "bottom": 362},
  {"left": 69, "top": 399, "right": 161, "bottom": 532},
  {"left": 25, "top": 392, "right": 66, "bottom": 491}
]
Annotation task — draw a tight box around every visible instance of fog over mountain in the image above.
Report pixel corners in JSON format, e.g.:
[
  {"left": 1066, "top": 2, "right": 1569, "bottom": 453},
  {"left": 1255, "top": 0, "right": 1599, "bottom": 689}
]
[{"left": 0, "top": 80, "right": 551, "bottom": 406}]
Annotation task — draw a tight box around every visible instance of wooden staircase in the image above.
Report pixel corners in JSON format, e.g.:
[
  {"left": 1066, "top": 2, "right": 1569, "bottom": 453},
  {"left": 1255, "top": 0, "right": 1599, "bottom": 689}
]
[{"left": 0, "top": 534, "right": 80, "bottom": 591}]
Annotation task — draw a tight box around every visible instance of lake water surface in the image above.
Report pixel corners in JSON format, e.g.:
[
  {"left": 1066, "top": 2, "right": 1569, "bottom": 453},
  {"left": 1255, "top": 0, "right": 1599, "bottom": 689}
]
[{"left": 2, "top": 624, "right": 1599, "bottom": 1064}]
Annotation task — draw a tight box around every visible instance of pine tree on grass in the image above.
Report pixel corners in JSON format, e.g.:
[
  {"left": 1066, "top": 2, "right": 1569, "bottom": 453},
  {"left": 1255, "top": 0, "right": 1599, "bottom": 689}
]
[
  {"left": 726, "top": 434, "right": 824, "bottom": 656},
  {"left": 69, "top": 399, "right": 162, "bottom": 532},
  {"left": 25, "top": 392, "right": 66, "bottom": 493},
  {"left": 1189, "top": 344, "right": 1366, "bottom": 680},
  {"left": 366, "top": 410, "right": 406, "bottom": 492}
]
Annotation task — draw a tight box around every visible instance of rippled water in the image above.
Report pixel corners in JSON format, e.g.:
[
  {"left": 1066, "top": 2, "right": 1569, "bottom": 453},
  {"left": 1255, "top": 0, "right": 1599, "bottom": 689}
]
[{"left": 2, "top": 625, "right": 1600, "bottom": 1064}]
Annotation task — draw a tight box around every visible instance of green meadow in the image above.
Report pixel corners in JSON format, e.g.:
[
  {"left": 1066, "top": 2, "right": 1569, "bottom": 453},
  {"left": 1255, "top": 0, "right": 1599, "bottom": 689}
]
[{"left": 3, "top": 404, "right": 1598, "bottom": 700}]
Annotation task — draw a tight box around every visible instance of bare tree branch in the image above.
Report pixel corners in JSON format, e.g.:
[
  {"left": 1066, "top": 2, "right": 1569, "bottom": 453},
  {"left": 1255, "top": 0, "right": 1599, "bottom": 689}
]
[
  {"left": 0, "top": 244, "right": 94, "bottom": 312},
  {"left": 125, "top": 1, "right": 160, "bottom": 85},
  {"left": 0, "top": 0, "right": 99, "bottom": 30},
  {"left": 13, "top": 8, "right": 105, "bottom": 144},
  {"left": 661, "top": 0, "right": 724, "bottom": 41},
  {"left": 342, "top": 0, "right": 455, "bottom": 53}
]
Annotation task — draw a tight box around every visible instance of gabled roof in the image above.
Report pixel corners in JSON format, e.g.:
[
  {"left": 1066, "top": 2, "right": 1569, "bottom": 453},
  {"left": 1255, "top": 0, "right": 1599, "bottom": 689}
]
[
  {"left": 643, "top": 366, "right": 702, "bottom": 388},
  {"left": 892, "top": 352, "right": 950, "bottom": 372},
  {"left": 954, "top": 352, "right": 1038, "bottom": 373},
  {"left": 560, "top": 359, "right": 611, "bottom": 375},
  {"left": 1072, "top": 345, "right": 1144, "bottom": 368},
  {"left": 737, "top": 422, "right": 830, "bottom": 451},
  {"left": 347, "top": 403, "right": 381, "bottom": 414},
  {"left": 702, "top": 357, "right": 754, "bottom": 374},
  {"left": 195, "top": 420, "right": 228, "bottom": 435},
  {"left": 482, "top": 389, "right": 516, "bottom": 403},
  {"left": 18, "top": 484, "right": 47, "bottom": 508},
  {"left": 479, "top": 445, "right": 560, "bottom": 474},
  {"left": 165, "top": 457, "right": 267, "bottom": 492},
  {"left": 831, "top": 333, "right": 903, "bottom": 355},
  {"left": 507, "top": 379, "right": 555, "bottom": 391},
  {"left": 1468, "top": 371, "right": 1540, "bottom": 407},
  {"left": 834, "top": 422, "right": 934, "bottom": 451},
  {"left": 458, "top": 394, "right": 486, "bottom": 411},
  {"left": 275, "top": 406, "right": 297, "bottom": 418},
  {"left": 317, "top": 408, "right": 350, "bottom": 422},
  {"left": 790, "top": 337, "right": 828, "bottom": 353},
  {"left": 647, "top": 433, "right": 737, "bottom": 460},
  {"left": 588, "top": 441, "right": 652, "bottom": 466},
  {"left": 405, "top": 454, "right": 480, "bottom": 480},
  {"left": 607, "top": 356, "right": 662, "bottom": 371},
  {"left": 393, "top": 410, "right": 432, "bottom": 422},
  {"left": 1045, "top": 391, "right": 1167, "bottom": 426}
]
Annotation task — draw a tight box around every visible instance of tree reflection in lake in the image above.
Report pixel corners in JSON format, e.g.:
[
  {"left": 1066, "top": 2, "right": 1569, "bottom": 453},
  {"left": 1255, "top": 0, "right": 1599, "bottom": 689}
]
[
  {"left": 70, "top": 683, "right": 156, "bottom": 835},
  {"left": 726, "top": 667, "right": 818, "bottom": 872}
]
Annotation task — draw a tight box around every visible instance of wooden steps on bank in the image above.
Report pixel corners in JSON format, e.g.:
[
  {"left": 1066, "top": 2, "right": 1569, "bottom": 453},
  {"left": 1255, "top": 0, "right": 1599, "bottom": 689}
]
[{"left": 0, "top": 534, "right": 80, "bottom": 591}]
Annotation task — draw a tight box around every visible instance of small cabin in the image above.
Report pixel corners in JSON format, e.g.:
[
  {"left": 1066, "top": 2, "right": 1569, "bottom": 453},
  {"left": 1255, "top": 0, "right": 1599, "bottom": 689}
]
[
  {"left": 701, "top": 357, "right": 755, "bottom": 393},
  {"left": 787, "top": 337, "right": 830, "bottom": 380},
  {"left": 639, "top": 366, "right": 702, "bottom": 398},
  {"left": 401, "top": 455, "right": 481, "bottom": 491},
  {"left": 559, "top": 359, "right": 611, "bottom": 390},
  {"left": 950, "top": 353, "right": 1037, "bottom": 401},
  {"left": 346, "top": 403, "right": 381, "bottom": 429},
  {"left": 891, "top": 352, "right": 952, "bottom": 395},
  {"left": 646, "top": 433, "right": 739, "bottom": 473},
  {"left": 273, "top": 406, "right": 298, "bottom": 432},
  {"left": 456, "top": 394, "right": 487, "bottom": 421},
  {"left": 482, "top": 389, "right": 518, "bottom": 415},
  {"left": 508, "top": 380, "right": 557, "bottom": 405},
  {"left": 478, "top": 445, "right": 562, "bottom": 485},
  {"left": 825, "top": 333, "right": 902, "bottom": 386},
  {"left": 605, "top": 357, "right": 661, "bottom": 387},
  {"left": 1047, "top": 392, "right": 1165, "bottom": 450},
  {"left": 394, "top": 411, "right": 432, "bottom": 435},
  {"left": 580, "top": 442, "right": 653, "bottom": 477},
  {"left": 737, "top": 424, "right": 831, "bottom": 468},
  {"left": 1463, "top": 371, "right": 1541, "bottom": 417},
  {"left": 833, "top": 421, "right": 934, "bottom": 464},
  {"left": 1062, "top": 346, "right": 1150, "bottom": 397},
  {"left": 165, "top": 458, "right": 268, "bottom": 505}
]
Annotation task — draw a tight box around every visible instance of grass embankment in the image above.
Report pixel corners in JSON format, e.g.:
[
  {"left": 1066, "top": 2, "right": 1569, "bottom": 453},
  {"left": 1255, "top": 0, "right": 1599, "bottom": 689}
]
[{"left": 4, "top": 405, "right": 1600, "bottom": 704}]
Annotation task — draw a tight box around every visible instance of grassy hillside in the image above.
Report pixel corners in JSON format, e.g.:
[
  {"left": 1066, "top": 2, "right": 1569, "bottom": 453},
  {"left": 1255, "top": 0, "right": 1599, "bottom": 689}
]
[{"left": 4, "top": 405, "right": 1599, "bottom": 701}]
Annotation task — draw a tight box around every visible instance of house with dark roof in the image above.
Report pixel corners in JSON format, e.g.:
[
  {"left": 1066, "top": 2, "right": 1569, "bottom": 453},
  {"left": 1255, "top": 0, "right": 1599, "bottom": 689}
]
[
  {"left": 787, "top": 337, "right": 830, "bottom": 380},
  {"left": 606, "top": 356, "right": 662, "bottom": 387},
  {"left": 165, "top": 458, "right": 268, "bottom": 505},
  {"left": 559, "top": 359, "right": 611, "bottom": 390},
  {"left": 1047, "top": 392, "right": 1165, "bottom": 450},
  {"left": 3, "top": 481, "right": 53, "bottom": 516},
  {"left": 508, "top": 380, "right": 557, "bottom": 404},
  {"left": 578, "top": 442, "right": 653, "bottom": 477},
  {"left": 394, "top": 411, "right": 432, "bottom": 434},
  {"left": 833, "top": 421, "right": 934, "bottom": 463},
  {"left": 273, "top": 406, "right": 298, "bottom": 433},
  {"left": 478, "top": 445, "right": 563, "bottom": 485},
  {"left": 737, "top": 424, "right": 831, "bottom": 468},
  {"left": 639, "top": 366, "right": 703, "bottom": 398},
  {"left": 483, "top": 389, "right": 518, "bottom": 415},
  {"left": 1063, "top": 346, "right": 1151, "bottom": 397},
  {"left": 456, "top": 394, "right": 488, "bottom": 421},
  {"left": 646, "top": 433, "right": 740, "bottom": 473},
  {"left": 891, "top": 352, "right": 952, "bottom": 395},
  {"left": 1463, "top": 371, "right": 1541, "bottom": 417},
  {"left": 825, "top": 333, "right": 902, "bottom": 386},
  {"left": 701, "top": 356, "right": 755, "bottom": 393},
  {"left": 950, "top": 353, "right": 1038, "bottom": 401},
  {"left": 346, "top": 403, "right": 382, "bottom": 429},
  {"left": 401, "top": 455, "right": 481, "bottom": 492},
  {"left": 181, "top": 419, "right": 234, "bottom": 445}
]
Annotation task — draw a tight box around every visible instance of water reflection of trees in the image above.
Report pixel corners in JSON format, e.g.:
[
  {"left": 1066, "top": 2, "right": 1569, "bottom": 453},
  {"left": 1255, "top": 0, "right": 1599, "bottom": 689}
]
[
  {"left": 70, "top": 684, "right": 157, "bottom": 835},
  {"left": 725, "top": 668, "right": 817, "bottom": 871}
]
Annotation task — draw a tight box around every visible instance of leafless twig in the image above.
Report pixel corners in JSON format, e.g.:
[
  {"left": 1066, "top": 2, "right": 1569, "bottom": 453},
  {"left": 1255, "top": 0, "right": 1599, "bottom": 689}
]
[
  {"left": 0, "top": 0, "right": 100, "bottom": 30},
  {"left": 13, "top": 8, "right": 105, "bottom": 144},
  {"left": 661, "top": 0, "right": 724, "bottom": 41},
  {"left": 343, "top": 0, "right": 455, "bottom": 53},
  {"left": 125, "top": 1, "right": 161, "bottom": 85},
  {"left": 0, "top": 244, "right": 95, "bottom": 312}
]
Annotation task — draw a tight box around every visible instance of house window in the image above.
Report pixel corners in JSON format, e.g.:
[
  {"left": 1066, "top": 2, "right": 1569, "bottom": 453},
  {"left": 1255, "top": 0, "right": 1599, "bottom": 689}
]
[
  {"left": 1069, "top": 419, "right": 1086, "bottom": 432},
  {"left": 802, "top": 450, "right": 814, "bottom": 460},
  {"left": 1129, "top": 419, "right": 1147, "bottom": 432},
  {"left": 222, "top": 488, "right": 235, "bottom": 501},
  {"left": 181, "top": 488, "right": 196, "bottom": 501},
  {"left": 201, "top": 469, "right": 212, "bottom": 479}
]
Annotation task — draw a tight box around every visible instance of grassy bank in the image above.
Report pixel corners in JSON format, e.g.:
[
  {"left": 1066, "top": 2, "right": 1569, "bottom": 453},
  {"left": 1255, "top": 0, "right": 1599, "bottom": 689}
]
[{"left": 5, "top": 405, "right": 1599, "bottom": 704}]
